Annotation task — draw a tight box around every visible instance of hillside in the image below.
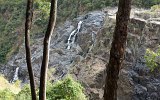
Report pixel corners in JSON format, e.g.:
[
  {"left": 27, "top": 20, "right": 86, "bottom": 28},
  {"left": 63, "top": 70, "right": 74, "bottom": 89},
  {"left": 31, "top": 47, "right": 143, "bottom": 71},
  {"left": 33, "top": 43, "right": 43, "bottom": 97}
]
[
  {"left": 0, "top": 0, "right": 160, "bottom": 100},
  {"left": 0, "top": 0, "right": 160, "bottom": 64},
  {"left": 0, "top": 6, "right": 160, "bottom": 99}
]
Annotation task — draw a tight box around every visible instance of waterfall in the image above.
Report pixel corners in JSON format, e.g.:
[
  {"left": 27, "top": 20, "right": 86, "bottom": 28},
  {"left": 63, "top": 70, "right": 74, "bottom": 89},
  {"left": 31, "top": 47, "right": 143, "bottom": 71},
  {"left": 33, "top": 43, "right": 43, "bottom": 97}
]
[
  {"left": 67, "top": 21, "right": 83, "bottom": 50},
  {"left": 12, "top": 67, "right": 19, "bottom": 82}
]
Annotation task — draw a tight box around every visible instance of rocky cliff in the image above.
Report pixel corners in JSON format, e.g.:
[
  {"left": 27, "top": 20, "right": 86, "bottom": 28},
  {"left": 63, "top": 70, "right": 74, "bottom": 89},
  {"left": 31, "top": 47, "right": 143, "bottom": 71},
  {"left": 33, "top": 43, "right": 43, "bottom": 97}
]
[{"left": 0, "top": 8, "right": 160, "bottom": 100}]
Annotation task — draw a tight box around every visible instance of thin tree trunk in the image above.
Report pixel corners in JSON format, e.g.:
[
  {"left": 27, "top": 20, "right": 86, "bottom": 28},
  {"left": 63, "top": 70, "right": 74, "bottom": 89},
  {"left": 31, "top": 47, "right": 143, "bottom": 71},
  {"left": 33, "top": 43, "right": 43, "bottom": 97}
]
[
  {"left": 25, "top": 0, "right": 37, "bottom": 100},
  {"left": 39, "top": 0, "right": 57, "bottom": 100},
  {"left": 104, "top": 0, "right": 132, "bottom": 100}
]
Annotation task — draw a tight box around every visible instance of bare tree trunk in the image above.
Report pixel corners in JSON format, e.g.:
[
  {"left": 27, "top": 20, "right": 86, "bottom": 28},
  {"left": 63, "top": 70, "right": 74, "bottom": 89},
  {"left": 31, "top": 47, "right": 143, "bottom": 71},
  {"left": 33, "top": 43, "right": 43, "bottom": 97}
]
[
  {"left": 39, "top": 0, "right": 57, "bottom": 100},
  {"left": 104, "top": 0, "right": 132, "bottom": 100},
  {"left": 25, "top": 0, "right": 37, "bottom": 100}
]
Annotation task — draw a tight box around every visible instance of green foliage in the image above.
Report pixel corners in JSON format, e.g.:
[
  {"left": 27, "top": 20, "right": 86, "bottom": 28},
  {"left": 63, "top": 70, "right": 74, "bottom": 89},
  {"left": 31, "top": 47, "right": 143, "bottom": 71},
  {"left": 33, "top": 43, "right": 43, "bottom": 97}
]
[
  {"left": 57, "top": 0, "right": 118, "bottom": 21},
  {"left": 0, "top": 76, "right": 86, "bottom": 100},
  {"left": 0, "top": 89, "right": 15, "bottom": 100},
  {"left": 0, "top": 76, "right": 22, "bottom": 100},
  {"left": 0, "top": 76, "right": 21, "bottom": 94},
  {"left": 133, "top": 0, "right": 160, "bottom": 8},
  {"left": 47, "top": 76, "right": 87, "bottom": 100},
  {"left": 0, "top": 0, "right": 26, "bottom": 63},
  {"left": 0, "top": 0, "right": 51, "bottom": 63},
  {"left": 15, "top": 85, "right": 32, "bottom": 100},
  {"left": 0, "top": 75, "right": 31, "bottom": 100},
  {"left": 13, "top": 80, "right": 21, "bottom": 88},
  {"left": 144, "top": 48, "right": 160, "bottom": 71},
  {"left": 1, "top": 84, "right": 33, "bottom": 100},
  {"left": 47, "top": 68, "right": 55, "bottom": 80},
  {"left": 34, "top": 0, "right": 50, "bottom": 27}
]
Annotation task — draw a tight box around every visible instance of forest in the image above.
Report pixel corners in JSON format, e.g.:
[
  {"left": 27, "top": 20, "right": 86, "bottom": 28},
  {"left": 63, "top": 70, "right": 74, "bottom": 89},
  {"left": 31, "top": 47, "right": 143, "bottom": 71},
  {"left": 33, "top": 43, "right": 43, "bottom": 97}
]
[{"left": 0, "top": 0, "right": 160, "bottom": 100}]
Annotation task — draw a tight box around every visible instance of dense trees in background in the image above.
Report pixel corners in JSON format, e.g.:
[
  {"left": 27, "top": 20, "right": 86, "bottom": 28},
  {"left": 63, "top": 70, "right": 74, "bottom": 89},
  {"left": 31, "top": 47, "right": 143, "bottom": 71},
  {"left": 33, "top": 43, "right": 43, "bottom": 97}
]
[
  {"left": 104, "top": 0, "right": 132, "bottom": 100},
  {"left": 133, "top": 0, "right": 160, "bottom": 8},
  {"left": 57, "top": 0, "right": 118, "bottom": 21},
  {"left": 57, "top": 0, "right": 160, "bottom": 21},
  {"left": 0, "top": 0, "right": 26, "bottom": 63}
]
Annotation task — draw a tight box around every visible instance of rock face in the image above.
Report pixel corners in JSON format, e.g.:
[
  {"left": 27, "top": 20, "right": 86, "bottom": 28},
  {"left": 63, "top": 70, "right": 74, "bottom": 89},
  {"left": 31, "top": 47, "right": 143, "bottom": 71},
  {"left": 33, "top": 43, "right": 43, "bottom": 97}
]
[
  {"left": 0, "top": 8, "right": 160, "bottom": 100},
  {"left": 72, "top": 8, "right": 160, "bottom": 100},
  {"left": 0, "top": 11, "right": 106, "bottom": 84},
  {"left": 108, "top": 8, "right": 160, "bottom": 100}
]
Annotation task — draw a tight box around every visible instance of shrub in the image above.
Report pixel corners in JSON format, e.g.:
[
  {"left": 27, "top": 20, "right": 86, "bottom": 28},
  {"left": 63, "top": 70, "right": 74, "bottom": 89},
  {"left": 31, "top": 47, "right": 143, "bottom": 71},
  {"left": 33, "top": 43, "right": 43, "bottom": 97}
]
[
  {"left": 144, "top": 48, "right": 160, "bottom": 71},
  {"left": 16, "top": 85, "right": 31, "bottom": 100},
  {"left": 0, "top": 76, "right": 20, "bottom": 100},
  {"left": 16, "top": 85, "right": 32, "bottom": 100},
  {"left": 47, "top": 76, "right": 87, "bottom": 100},
  {"left": 0, "top": 89, "right": 15, "bottom": 100},
  {"left": 0, "top": 75, "right": 86, "bottom": 100}
]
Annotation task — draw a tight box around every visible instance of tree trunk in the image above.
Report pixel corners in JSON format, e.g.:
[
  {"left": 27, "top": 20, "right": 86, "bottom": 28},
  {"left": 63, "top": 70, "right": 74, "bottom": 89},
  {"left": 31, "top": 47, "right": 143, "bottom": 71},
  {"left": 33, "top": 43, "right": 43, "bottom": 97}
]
[
  {"left": 25, "top": 0, "right": 37, "bottom": 100},
  {"left": 39, "top": 0, "right": 57, "bottom": 100},
  {"left": 104, "top": 0, "right": 132, "bottom": 100}
]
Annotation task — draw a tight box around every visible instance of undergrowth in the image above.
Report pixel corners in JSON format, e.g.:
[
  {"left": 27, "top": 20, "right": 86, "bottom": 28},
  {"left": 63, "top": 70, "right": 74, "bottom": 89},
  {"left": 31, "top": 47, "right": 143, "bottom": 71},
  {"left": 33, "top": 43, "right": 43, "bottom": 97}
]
[{"left": 0, "top": 75, "right": 87, "bottom": 100}]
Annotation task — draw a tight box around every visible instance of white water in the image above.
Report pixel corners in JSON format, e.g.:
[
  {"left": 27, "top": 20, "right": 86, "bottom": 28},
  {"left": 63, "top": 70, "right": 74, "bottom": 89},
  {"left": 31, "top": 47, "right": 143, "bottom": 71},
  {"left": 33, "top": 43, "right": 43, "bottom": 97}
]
[
  {"left": 12, "top": 67, "right": 19, "bottom": 82},
  {"left": 67, "top": 21, "right": 83, "bottom": 50}
]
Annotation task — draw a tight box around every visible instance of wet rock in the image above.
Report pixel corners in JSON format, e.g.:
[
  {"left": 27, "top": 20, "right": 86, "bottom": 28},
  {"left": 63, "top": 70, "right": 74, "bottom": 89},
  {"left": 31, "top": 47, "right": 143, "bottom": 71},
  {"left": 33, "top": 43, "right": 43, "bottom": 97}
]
[{"left": 76, "top": 11, "right": 106, "bottom": 53}]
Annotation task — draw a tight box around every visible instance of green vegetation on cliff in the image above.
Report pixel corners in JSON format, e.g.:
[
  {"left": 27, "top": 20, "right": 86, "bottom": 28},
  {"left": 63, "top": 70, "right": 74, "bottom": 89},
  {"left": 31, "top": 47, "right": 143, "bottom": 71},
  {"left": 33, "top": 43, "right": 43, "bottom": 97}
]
[
  {"left": 0, "top": 0, "right": 26, "bottom": 63},
  {"left": 0, "top": 0, "right": 50, "bottom": 63},
  {"left": 145, "top": 47, "right": 160, "bottom": 71}
]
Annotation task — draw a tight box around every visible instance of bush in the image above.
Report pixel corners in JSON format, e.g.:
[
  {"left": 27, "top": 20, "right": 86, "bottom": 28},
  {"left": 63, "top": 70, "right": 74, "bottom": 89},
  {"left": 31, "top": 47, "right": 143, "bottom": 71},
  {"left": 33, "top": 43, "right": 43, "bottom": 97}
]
[
  {"left": 144, "top": 48, "right": 160, "bottom": 71},
  {"left": 0, "top": 89, "right": 15, "bottom": 100},
  {"left": 0, "top": 76, "right": 86, "bottom": 100},
  {"left": 0, "top": 76, "right": 21, "bottom": 94},
  {"left": 0, "top": 75, "right": 20, "bottom": 100},
  {"left": 47, "top": 76, "right": 87, "bottom": 100},
  {"left": 16, "top": 85, "right": 33, "bottom": 100}
]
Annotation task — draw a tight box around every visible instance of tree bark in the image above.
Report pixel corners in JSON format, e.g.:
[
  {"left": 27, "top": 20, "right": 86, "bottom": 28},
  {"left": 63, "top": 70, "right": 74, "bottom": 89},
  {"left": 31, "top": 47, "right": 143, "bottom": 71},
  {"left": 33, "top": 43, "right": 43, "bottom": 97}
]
[
  {"left": 104, "top": 0, "right": 132, "bottom": 100},
  {"left": 39, "top": 0, "right": 57, "bottom": 100},
  {"left": 25, "top": 0, "right": 37, "bottom": 100}
]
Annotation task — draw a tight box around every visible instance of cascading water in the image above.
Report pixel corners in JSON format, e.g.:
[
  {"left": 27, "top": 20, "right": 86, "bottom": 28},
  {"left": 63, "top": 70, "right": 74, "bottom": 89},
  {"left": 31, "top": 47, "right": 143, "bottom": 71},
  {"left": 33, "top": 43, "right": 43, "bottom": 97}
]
[
  {"left": 67, "top": 21, "right": 83, "bottom": 49},
  {"left": 12, "top": 67, "right": 19, "bottom": 82}
]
